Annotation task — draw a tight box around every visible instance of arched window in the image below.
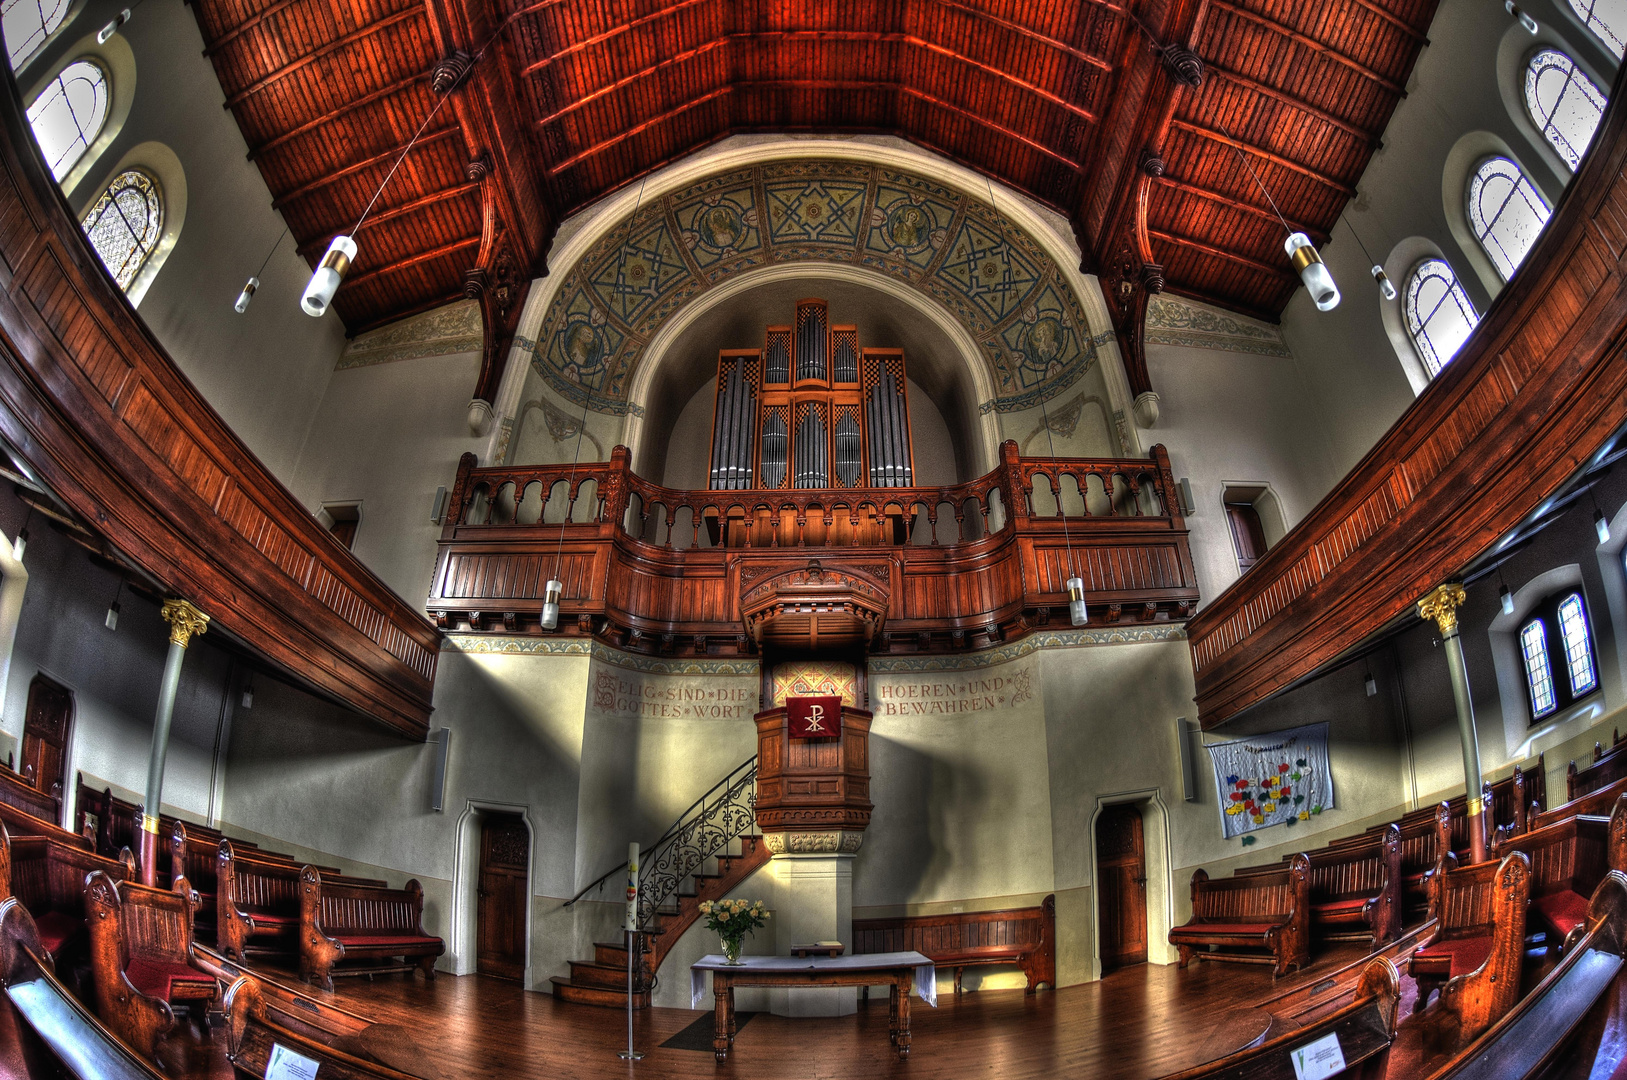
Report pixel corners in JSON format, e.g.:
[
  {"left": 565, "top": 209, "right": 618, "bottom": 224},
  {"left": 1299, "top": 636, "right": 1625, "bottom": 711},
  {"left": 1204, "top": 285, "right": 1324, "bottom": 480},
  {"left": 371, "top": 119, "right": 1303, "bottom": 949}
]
[
  {"left": 81, "top": 169, "right": 162, "bottom": 291},
  {"left": 1403, "top": 259, "right": 1479, "bottom": 378},
  {"left": 26, "top": 59, "right": 108, "bottom": 182},
  {"left": 1567, "top": 0, "right": 1627, "bottom": 57},
  {"left": 1524, "top": 49, "right": 1608, "bottom": 171},
  {"left": 1519, "top": 589, "right": 1600, "bottom": 722},
  {"left": 3, "top": 0, "right": 72, "bottom": 69},
  {"left": 1466, "top": 157, "right": 1550, "bottom": 280}
]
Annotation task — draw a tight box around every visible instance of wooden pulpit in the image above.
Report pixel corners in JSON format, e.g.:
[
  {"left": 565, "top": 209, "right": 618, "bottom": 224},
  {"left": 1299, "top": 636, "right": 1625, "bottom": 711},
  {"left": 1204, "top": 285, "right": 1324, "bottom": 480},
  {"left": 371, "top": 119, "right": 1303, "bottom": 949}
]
[{"left": 753, "top": 702, "right": 872, "bottom": 846}]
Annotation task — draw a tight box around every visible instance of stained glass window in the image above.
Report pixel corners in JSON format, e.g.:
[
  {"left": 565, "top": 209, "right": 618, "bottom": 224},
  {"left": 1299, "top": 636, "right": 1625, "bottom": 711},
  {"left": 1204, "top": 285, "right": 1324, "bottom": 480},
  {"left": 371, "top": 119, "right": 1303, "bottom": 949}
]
[
  {"left": 1525, "top": 49, "right": 1608, "bottom": 171},
  {"left": 1557, "top": 593, "right": 1598, "bottom": 696},
  {"left": 1404, "top": 259, "right": 1479, "bottom": 378},
  {"left": 26, "top": 59, "right": 108, "bottom": 182},
  {"left": 1467, "top": 158, "right": 1550, "bottom": 280},
  {"left": 3, "top": 0, "right": 71, "bottom": 69},
  {"left": 1568, "top": 0, "right": 1627, "bottom": 57},
  {"left": 1521, "top": 619, "right": 1557, "bottom": 719},
  {"left": 81, "top": 169, "right": 162, "bottom": 291}
]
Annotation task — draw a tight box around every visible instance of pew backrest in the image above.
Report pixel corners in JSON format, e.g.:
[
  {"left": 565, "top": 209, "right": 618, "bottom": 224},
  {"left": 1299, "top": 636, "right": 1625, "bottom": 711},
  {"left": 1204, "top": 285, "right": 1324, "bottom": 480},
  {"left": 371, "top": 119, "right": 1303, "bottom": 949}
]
[
  {"left": 222, "top": 974, "right": 428, "bottom": 1080},
  {"left": 302, "top": 870, "right": 427, "bottom": 940},
  {"left": 0, "top": 769, "right": 58, "bottom": 830},
  {"left": 9, "top": 834, "right": 129, "bottom": 914},
  {"left": 1191, "top": 854, "right": 1309, "bottom": 923},
  {"left": 1492, "top": 811, "right": 1612, "bottom": 901},
  {"left": 850, "top": 896, "right": 1055, "bottom": 988},
  {"left": 1569, "top": 748, "right": 1627, "bottom": 802}
]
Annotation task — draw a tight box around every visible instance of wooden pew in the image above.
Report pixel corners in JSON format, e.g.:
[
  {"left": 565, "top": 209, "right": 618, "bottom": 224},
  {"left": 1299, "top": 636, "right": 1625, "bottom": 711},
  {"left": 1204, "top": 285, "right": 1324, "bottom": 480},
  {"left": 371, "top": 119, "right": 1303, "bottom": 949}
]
[
  {"left": 1568, "top": 744, "right": 1627, "bottom": 801},
  {"left": 1491, "top": 793, "right": 1627, "bottom": 953},
  {"left": 8, "top": 832, "right": 133, "bottom": 961},
  {"left": 1417, "top": 869, "right": 1627, "bottom": 1079},
  {"left": 221, "top": 973, "right": 436, "bottom": 1079},
  {"left": 298, "top": 868, "right": 443, "bottom": 991},
  {"left": 1169, "top": 853, "right": 1310, "bottom": 977},
  {"left": 0, "top": 898, "right": 166, "bottom": 1080},
  {"left": 0, "top": 768, "right": 59, "bottom": 831},
  {"left": 1513, "top": 774, "right": 1625, "bottom": 835},
  {"left": 1237, "top": 825, "right": 1403, "bottom": 946},
  {"left": 84, "top": 870, "right": 219, "bottom": 1063},
  {"left": 1328, "top": 802, "right": 1453, "bottom": 918},
  {"left": 851, "top": 896, "right": 1054, "bottom": 994},
  {"left": 1158, "top": 957, "right": 1402, "bottom": 1080},
  {"left": 1408, "top": 852, "right": 1531, "bottom": 1048},
  {"left": 216, "top": 841, "right": 386, "bottom": 963}
]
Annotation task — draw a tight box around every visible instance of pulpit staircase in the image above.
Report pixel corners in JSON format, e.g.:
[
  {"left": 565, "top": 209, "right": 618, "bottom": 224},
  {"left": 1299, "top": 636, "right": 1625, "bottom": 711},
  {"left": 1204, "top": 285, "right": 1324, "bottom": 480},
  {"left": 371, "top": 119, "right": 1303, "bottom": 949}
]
[{"left": 553, "top": 756, "right": 768, "bottom": 1007}]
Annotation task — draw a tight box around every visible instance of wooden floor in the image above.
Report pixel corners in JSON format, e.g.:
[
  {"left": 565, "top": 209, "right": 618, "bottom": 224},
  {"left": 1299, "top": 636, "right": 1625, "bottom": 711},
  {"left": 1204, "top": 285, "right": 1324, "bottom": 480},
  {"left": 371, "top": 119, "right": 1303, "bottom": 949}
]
[{"left": 150, "top": 944, "right": 1451, "bottom": 1080}]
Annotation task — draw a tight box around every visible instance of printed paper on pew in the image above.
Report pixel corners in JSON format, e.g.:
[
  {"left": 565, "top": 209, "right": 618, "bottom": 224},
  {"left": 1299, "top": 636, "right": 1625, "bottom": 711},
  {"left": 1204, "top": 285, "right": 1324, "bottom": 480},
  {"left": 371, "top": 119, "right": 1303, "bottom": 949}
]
[
  {"left": 265, "top": 1042, "right": 322, "bottom": 1080},
  {"left": 1289, "top": 1031, "right": 1345, "bottom": 1080}
]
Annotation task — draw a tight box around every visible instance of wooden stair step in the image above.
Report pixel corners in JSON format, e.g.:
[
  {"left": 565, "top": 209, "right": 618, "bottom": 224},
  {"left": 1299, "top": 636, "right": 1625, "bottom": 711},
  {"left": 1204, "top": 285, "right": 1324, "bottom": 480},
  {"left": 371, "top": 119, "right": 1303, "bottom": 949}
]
[
  {"left": 567, "top": 960, "right": 638, "bottom": 989},
  {"left": 549, "top": 977, "right": 650, "bottom": 1009}
]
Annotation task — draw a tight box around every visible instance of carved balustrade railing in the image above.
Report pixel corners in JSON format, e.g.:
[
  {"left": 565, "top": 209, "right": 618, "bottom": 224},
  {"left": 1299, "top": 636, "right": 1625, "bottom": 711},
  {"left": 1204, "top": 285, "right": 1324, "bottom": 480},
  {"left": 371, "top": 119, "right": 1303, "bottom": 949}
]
[{"left": 429, "top": 441, "right": 1198, "bottom": 655}]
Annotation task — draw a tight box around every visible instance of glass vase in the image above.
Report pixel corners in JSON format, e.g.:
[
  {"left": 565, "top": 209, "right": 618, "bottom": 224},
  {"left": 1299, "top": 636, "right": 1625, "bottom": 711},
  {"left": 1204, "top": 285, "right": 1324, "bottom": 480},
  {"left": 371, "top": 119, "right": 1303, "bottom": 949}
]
[{"left": 721, "top": 934, "right": 744, "bottom": 965}]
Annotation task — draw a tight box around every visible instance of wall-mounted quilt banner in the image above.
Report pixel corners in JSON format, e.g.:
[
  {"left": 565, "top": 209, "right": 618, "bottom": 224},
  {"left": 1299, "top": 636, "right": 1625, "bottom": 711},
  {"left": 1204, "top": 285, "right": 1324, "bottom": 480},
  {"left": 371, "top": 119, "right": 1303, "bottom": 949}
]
[{"left": 1205, "top": 723, "right": 1334, "bottom": 839}]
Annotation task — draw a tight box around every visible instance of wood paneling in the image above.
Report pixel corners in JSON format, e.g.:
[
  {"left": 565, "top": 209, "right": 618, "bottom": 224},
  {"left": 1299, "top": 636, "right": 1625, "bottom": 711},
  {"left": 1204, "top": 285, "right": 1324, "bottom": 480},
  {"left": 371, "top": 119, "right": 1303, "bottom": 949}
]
[
  {"left": 0, "top": 69, "right": 438, "bottom": 739},
  {"left": 1186, "top": 57, "right": 1627, "bottom": 729}
]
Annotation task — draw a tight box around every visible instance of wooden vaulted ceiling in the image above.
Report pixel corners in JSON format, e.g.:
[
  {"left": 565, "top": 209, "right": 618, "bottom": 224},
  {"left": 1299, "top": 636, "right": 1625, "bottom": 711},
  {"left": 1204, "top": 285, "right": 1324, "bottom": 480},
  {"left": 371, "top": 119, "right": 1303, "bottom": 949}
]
[{"left": 189, "top": 0, "right": 1437, "bottom": 338}]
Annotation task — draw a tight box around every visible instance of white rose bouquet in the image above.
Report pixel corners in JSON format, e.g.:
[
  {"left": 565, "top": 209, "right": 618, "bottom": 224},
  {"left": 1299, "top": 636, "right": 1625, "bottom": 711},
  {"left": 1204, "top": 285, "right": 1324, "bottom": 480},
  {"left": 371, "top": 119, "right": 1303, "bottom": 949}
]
[{"left": 699, "top": 898, "right": 769, "bottom": 965}]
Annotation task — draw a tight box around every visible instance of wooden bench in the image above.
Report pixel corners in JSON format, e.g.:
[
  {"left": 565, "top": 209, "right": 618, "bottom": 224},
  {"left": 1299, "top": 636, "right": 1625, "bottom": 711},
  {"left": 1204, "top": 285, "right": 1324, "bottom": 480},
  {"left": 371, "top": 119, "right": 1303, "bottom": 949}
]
[
  {"left": 1330, "top": 801, "right": 1453, "bottom": 919},
  {"left": 0, "top": 897, "right": 167, "bottom": 1080},
  {"left": 1408, "top": 852, "right": 1531, "bottom": 1049},
  {"left": 8, "top": 831, "right": 133, "bottom": 962},
  {"left": 221, "top": 973, "right": 439, "bottom": 1079},
  {"left": 1157, "top": 957, "right": 1402, "bottom": 1080},
  {"left": 1491, "top": 793, "right": 1627, "bottom": 954},
  {"left": 1169, "top": 853, "right": 1309, "bottom": 977},
  {"left": 0, "top": 767, "right": 59, "bottom": 830},
  {"left": 84, "top": 870, "right": 219, "bottom": 1063},
  {"left": 216, "top": 840, "right": 385, "bottom": 963},
  {"left": 1511, "top": 775, "right": 1625, "bottom": 837},
  {"left": 1568, "top": 743, "right": 1627, "bottom": 801},
  {"left": 1419, "top": 869, "right": 1627, "bottom": 1079},
  {"left": 1238, "top": 824, "right": 1402, "bottom": 946},
  {"left": 852, "top": 895, "right": 1055, "bottom": 994},
  {"left": 298, "top": 867, "right": 443, "bottom": 991}
]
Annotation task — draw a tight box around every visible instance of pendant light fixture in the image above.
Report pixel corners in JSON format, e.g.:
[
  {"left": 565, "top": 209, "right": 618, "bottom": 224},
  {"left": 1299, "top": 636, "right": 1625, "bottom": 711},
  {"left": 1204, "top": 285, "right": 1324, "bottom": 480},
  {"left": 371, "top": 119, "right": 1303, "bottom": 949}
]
[
  {"left": 235, "top": 227, "right": 287, "bottom": 314},
  {"left": 105, "top": 580, "right": 123, "bottom": 631},
  {"left": 1505, "top": 0, "right": 1539, "bottom": 34},
  {"left": 1217, "top": 119, "right": 1340, "bottom": 311},
  {"left": 98, "top": 7, "right": 131, "bottom": 42},
  {"left": 542, "top": 178, "right": 650, "bottom": 631},
  {"left": 1591, "top": 488, "right": 1611, "bottom": 544},
  {"left": 1498, "top": 568, "right": 1515, "bottom": 615},
  {"left": 985, "top": 176, "right": 1087, "bottom": 626},
  {"left": 1345, "top": 219, "right": 1397, "bottom": 300}
]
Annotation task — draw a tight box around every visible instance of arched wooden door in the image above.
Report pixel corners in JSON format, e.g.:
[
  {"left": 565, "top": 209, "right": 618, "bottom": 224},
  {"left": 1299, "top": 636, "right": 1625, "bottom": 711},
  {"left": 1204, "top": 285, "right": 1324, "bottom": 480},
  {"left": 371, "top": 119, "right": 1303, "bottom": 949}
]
[
  {"left": 477, "top": 813, "right": 529, "bottom": 980},
  {"left": 1096, "top": 803, "right": 1147, "bottom": 972},
  {"left": 21, "top": 674, "right": 71, "bottom": 815}
]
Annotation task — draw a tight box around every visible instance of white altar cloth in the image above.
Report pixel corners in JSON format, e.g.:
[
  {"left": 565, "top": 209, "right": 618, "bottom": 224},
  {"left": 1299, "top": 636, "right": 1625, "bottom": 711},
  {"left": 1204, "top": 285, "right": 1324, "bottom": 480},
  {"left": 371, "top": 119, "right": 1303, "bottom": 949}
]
[{"left": 689, "top": 951, "right": 937, "bottom": 1009}]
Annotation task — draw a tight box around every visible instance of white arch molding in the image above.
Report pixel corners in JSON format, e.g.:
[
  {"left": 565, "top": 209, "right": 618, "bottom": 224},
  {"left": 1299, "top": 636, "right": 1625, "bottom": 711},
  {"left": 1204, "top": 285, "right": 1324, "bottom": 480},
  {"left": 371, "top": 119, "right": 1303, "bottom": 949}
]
[
  {"left": 449, "top": 799, "right": 537, "bottom": 983},
  {"left": 486, "top": 136, "right": 1140, "bottom": 467}
]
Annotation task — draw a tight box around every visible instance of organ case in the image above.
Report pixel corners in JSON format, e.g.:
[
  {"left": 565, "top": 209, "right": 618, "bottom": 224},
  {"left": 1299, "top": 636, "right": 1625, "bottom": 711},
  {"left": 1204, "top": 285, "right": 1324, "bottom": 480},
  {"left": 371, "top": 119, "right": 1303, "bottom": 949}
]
[{"left": 708, "top": 299, "right": 915, "bottom": 492}]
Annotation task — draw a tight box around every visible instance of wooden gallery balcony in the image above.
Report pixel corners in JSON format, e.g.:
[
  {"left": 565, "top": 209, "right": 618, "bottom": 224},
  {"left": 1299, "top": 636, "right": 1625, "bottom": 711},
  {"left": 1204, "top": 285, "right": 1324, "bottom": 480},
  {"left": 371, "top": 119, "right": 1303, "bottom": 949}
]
[{"left": 427, "top": 442, "right": 1199, "bottom": 656}]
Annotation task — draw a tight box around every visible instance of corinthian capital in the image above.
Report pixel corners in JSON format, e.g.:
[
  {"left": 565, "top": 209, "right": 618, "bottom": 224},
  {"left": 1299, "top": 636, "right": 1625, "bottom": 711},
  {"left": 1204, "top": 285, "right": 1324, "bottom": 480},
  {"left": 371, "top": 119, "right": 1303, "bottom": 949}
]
[
  {"left": 160, "top": 598, "right": 210, "bottom": 649},
  {"left": 1416, "top": 583, "right": 1468, "bottom": 637}
]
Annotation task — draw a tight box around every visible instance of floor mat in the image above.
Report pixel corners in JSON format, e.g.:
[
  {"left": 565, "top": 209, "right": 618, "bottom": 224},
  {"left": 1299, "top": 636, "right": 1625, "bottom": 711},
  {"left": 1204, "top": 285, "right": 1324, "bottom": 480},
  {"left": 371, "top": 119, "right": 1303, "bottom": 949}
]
[{"left": 661, "top": 1011, "right": 757, "bottom": 1051}]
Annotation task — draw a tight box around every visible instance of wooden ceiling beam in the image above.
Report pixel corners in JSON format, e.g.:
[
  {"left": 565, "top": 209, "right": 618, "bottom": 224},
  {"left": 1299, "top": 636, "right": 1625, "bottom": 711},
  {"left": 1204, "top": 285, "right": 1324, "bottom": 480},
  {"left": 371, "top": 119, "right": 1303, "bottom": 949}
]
[
  {"left": 296, "top": 181, "right": 481, "bottom": 257},
  {"left": 1209, "top": 1, "right": 1407, "bottom": 96},
  {"left": 520, "top": 0, "right": 710, "bottom": 78},
  {"left": 202, "top": 0, "right": 308, "bottom": 56},
  {"left": 546, "top": 82, "right": 1081, "bottom": 177},
  {"left": 222, "top": 7, "right": 423, "bottom": 109},
  {"left": 248, "top": 71, "right": 431, "bottom": 161},
  {"left": 340, "top": 236, "right": 482, "bottom": 292},
  {"left": 270, "top": 126, "right": 461, "bottom": 210},
  {"left": 1171, "top": 119, "right": 1358, "bottom": 196},
  {"left": 921, "top": 0, "right": 1118, "bottom": 71},
  {"left": 1149, "top": 228, "right": 1297, "bottom": 281},
  {"left": 1203, "top": 62, "right": 1377, "bottom": 144},
  {"left": 1345, "top": 0, "right": 1429, "bottom": 42},
  {"left": 1152, "top": 173, "right": 1330, "bottom": 244}
]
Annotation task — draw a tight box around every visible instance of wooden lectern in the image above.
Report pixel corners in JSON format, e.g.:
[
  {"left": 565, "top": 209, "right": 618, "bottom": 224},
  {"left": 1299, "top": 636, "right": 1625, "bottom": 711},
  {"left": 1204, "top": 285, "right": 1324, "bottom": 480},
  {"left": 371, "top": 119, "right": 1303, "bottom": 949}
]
[{"left": 753, "top": 703, "right": 873, "bottom": 842}]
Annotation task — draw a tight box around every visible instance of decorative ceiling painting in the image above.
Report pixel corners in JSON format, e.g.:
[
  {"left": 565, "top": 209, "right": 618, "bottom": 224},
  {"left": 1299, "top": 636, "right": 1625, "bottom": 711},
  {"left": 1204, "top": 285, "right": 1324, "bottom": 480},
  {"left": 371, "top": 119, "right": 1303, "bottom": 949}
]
[{"left": 529, "top": 161, "right": 1100, "bottom": 417}]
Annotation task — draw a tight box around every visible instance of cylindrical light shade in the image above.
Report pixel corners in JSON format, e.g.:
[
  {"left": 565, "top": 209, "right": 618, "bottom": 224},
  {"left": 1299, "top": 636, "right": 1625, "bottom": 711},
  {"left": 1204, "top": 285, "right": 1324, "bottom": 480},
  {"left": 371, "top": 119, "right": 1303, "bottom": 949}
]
[
  {"left": 1286, "top": 233, "right": 1340, "bottom": 311},
  {"left": 1066, "top": 575, "right": 1088, "bottom": 627},
  {"left": 301, "top": 235, "right": 356, "bottom": 317},
  {"left": 1370, "top": 265, "right": 1397, "bottom": 301},
  {"left": 234, "top": 276, "right": 259, "bottom": 314},
  {"left": 97, "top": 8, "right": 130, "bottom": 42},
  {"left": 1499, "top": 584, "right": 1515, "bottom": 615},
  {"left": 1596, "top": 509, "right": 1612, "bottom": 544},
  {"left": 540, "top": 578, "right": 563, "bottom": 630},
  {"left": 1505, "top": 1, "right": 1538, "bottom": 33}
]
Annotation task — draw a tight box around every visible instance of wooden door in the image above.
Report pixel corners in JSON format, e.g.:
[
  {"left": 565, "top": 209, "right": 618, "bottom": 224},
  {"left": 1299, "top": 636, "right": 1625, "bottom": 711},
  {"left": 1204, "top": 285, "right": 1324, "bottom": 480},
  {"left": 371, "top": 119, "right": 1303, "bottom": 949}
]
[
  {"left": 477, "top": 813, "right": 529, "bottom": 981},
  {"left": 1096, "top": 803, "right": 1147, "bottom": 972},
  {"left": 20, "top": 675, "right": 71, "bottom": 811},
  {"left": 1225, "top": 502, "right": 1268, "bottom": 571}
]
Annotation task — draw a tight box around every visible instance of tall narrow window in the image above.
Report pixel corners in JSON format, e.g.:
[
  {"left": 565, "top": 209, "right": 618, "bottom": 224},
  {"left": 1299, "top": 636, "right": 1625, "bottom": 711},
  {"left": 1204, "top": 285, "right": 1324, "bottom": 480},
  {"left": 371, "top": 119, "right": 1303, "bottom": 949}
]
[
  {"left": 1556, "top": 593, "right": 1598, "bottom": 696},
  {"left": 1567, "top": 0, "right": 1627, "bottom": 57},
  {"left": 1525, "top": 49, "right": 1608, "bottom": 171},
  {"left": 3, "top": 0, "right": 71, "bottom": 69},
  {"left": 27, "top": 59, "right": 108, "bottom": 182},
  {"left": 1467, "top": 158, "right": 1551, "bottom": 280},
  {"left": 1404, "top": 259, "right": 1479, "bottom": 378},
  {"left": 1520, "top": 619, "right": 1557, "bottom": 719},
  {"left": 81, "top": 169, "right": 162, "bottom": 291}
]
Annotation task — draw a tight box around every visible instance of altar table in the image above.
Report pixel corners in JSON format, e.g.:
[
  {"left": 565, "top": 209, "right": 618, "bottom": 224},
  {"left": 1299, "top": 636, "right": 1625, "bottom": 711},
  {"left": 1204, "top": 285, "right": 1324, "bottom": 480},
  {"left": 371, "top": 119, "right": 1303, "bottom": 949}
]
[{"left": 690, "top": 951, "right": 936, "bottom": 1061}]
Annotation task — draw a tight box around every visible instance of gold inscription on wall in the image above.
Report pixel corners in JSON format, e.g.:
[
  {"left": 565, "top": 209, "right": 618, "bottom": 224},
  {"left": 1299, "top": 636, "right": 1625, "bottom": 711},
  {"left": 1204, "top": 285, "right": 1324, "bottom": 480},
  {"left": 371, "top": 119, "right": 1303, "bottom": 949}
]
[
  {"left": 592, "top": 672, "right": 757, "bottom": 719},
  {"left": 872, "top": 666, "right": 1034, "bottom": 716}
]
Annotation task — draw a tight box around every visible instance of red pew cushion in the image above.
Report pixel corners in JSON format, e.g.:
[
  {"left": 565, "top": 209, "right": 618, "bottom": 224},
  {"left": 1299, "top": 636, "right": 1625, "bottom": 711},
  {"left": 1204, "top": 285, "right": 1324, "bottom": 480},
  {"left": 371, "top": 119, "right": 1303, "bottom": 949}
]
[
  {"left": 1312, "top": 898, "right": 1370, "bottom": 922},
  {"left": 126, "top": 958, "right": 216, "bottom": 1001},
  {"left": 246, "top": 912, "right": 295, "bottom": 927},
  {"left": 332, "top": 934, "right": 442, "bottom": 949},
  {"left": 1532, "top": 890, "right": 1589, "bottom": 941},
  {"left": 33, "top": 911, "right": 79, "bottom": 954},
  {"left": 1169, "top": 922, "right": 1282, "bottom": 939},
  {"left": 1413, "top": 935, "right": 1493, "bottom": 978}
]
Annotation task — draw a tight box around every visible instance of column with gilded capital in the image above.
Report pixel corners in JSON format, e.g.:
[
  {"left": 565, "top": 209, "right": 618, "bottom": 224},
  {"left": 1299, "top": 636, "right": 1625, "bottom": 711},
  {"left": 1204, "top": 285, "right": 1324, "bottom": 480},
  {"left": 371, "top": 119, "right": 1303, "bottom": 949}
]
[
  {"left": 1417, "top": 583, "right": 1487, "bottom": 865},
  {"left": 139, "top": 599, "right": 209, "bottom": 885}
]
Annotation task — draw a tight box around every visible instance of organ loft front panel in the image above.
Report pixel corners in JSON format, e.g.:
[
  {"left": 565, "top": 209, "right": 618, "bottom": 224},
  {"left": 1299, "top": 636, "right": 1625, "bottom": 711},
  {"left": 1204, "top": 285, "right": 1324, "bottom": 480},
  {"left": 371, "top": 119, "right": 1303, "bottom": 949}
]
[{"left": 708, "top": 299, "right": 915, "bottom": 496}]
